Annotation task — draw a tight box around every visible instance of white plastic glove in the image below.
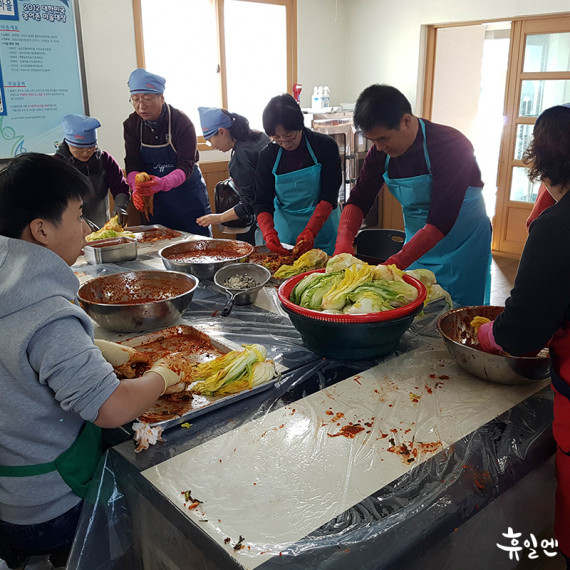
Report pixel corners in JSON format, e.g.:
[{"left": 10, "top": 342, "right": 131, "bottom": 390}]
[
  {"left": 149, "top": 352, "right": 194, "bottom": 395},
  {"left": 94, "top": 339, "right": 151, "bottom": 379}
]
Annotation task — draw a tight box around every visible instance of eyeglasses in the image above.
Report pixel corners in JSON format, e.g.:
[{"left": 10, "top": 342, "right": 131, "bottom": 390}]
[
  {"left": 129, "top": 95, "right": 159, "bottom": 106},
  {"left": 270, "top": 131, "right": 299, "bottom": 144},
  {"left": 69, "top": 145, "right": 97, "bottom": 156}
]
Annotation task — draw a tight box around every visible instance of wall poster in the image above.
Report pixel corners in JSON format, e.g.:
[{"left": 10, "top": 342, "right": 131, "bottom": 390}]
[{"left": 0, "top": 0, "right": 85, "bottom": 158}]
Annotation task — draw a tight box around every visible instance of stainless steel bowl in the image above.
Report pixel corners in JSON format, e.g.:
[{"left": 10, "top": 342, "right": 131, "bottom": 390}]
[
  {"left": 437, "top": 305, "right": 550, "bottom": 385},
  {"left": 159, "top": 239, "right": 254, "bottom": 280},
  {"left": 77, "top": 270, "right": 199, "bottom": 332},
  {"left": 214, "top": 263, "right": 271, "bottom": 306}
]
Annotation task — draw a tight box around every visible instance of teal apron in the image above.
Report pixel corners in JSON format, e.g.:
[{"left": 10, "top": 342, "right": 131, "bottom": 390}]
[
  {"left": 383, "top": 119, "right": 491, "bottom": 307},
  {"left": 140, "top": 105, "right": 211, "bottom": 236},
  {"left": 272, "top": 135, "right": 340, "bottom": 255},
  {"left": 0, "top": 422, "right": 105, "bottom": 499}
]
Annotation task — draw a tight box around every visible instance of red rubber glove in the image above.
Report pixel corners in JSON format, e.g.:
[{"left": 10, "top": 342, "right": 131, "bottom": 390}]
[
  {"left": 477, "top": 321, "right": 504, "bottom": 354},
  {"left": 126, "top": 171, "right": 145, "bottom": 212},
  {"left": 384, "top": 223, "right": 444, "bottom": 269},
  {"left": 294, "top": 201, "right": 333, "bottom": 255},
  {"left": 526, "top": 183, "right": 555, "bottom": 232},
  {"left": 333, "top": 204, "right": 364, "bottom": 256},
  {"left": 257, "top": 211, "right": 290, "bottom": 255},
  {"left": 137, "top": 169, "right": 187, "bottom": 196}
]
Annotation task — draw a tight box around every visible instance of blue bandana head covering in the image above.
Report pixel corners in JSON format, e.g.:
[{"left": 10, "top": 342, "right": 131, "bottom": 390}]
[
  {"left": 128, "top": 68, "right": 166, "bottom": 94},
  {"left": 198, "top": 107, "right": 233, "bottom": 138},
  {"left": 62, "top": 114, "right": 100, "bottom": 147}
]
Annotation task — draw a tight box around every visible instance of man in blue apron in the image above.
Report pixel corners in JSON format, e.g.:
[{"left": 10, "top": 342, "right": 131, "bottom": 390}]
[
  {"left": 334, "top": 84, "right": 491, "bottom": 307},
  {"left": 124, "top": 68, "right": 212, "bottom": 236},
  {"left": 254, "top": 94, "right": 342, "bottom": 256},
  {"left": 0, "top": 154, "right": 194, "bottom": 568}
]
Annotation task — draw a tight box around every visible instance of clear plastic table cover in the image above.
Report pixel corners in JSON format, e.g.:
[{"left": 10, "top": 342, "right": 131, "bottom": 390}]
[{"left": 67, "top": 292, "right": 555, "bottom": 570}]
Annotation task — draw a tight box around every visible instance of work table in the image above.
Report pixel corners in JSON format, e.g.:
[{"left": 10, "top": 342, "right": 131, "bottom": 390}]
[{"left": 67, "top": 234, "right": 556, "bottom": 569}]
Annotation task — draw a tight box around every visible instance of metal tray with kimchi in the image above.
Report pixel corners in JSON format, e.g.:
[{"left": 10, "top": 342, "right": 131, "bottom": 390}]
[
  {"left": 125, "top": 224, "right": 186, "bottom": 246},
  {"left": 119, "top": 325, "right": 280, "bottom": 429}
]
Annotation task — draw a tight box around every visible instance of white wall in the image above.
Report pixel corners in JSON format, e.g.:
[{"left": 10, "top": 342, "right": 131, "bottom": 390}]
[
  {"left": 343, "top": 0, "right": 570, "bottom": 112},
  {"left": 296, "top": 0, "right": 348, "bottom": 109},
  {"left": 77, "top": 0, "right": 570, "bottom": 162},
  {"left": 77, "top": 0, "right": 136, "bottom": 162},
  {"left": 431, "top": 25, "right": 485, "bottom": 142}
]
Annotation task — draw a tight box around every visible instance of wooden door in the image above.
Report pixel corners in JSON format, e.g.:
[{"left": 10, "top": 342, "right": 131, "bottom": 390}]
[{"left": 494, "top": 15, "right": 570, "bottom": 256}]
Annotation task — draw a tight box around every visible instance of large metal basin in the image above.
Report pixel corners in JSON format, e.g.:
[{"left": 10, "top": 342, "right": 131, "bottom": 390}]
[
  {"left": 437, "top": 305, "right": 550, "bottom": 385},
  {"left": 159, "top": 239, "right": 253, "bottom": 280},
  {"left": 77, "top": 270, "right": 198, "bottom": 332}
]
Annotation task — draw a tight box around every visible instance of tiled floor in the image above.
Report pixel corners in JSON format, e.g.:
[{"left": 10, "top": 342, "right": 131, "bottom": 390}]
[{"left": 490, "top": 254, "right": 519, "bottom": 306}]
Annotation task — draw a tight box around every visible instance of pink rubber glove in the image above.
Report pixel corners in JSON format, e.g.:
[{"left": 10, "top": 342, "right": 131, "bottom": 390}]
[
  {"left": 477, "top": 321, "right": 504, "bottom": 354},
  {"left": 333, "top": 204, "right": 364, "bottom": 256},
  {"left": 137, "top": 169, "right": 187, "bottom": 196},
  {"left": 384, "top": 223, "right": 444, "bottom": 269},
  {"left": 127, "top": 171, "right": 140, "bottom": 191},
  {"left": 294, "top": 201, "right": 333, "bottom": 256},
  {"left": 257, "top": 211, "right": 290, "bottom": 255}
]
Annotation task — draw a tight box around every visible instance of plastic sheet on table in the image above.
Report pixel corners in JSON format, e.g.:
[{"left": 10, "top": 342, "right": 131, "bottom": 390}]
[{"left": 68, "top": 334, "right": 555, "bottom": 570}]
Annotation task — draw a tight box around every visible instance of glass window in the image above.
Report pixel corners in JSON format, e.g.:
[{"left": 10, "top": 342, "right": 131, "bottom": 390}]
[
  {"left": 509, "top": 166, "right": 541, "bottom": 202},
  {"left": 225, "top": 1, "right": 287, "bottom": 130},
  {"left": 514, "top": 123, "right": 533, "bottom": 160},
  {"left": 523, "top": 33, "right": 570, "bottom": 72},
  {"left": 519, "top": 80, "right": 570, "bottom": 116},
  {"left": 141, "top": 0, "right": 219, "bottom": 130},
  {"left": 138, "top": 0, "right": 293, "bottom": 135}
]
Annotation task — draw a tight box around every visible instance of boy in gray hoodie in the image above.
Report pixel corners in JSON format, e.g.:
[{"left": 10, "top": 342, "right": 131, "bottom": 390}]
[{"left": 0, "top": 153, "right": 188, "bottom": 569}]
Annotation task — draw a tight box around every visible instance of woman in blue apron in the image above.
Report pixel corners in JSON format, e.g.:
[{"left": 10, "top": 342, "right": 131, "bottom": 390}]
[
  {"left": 254, "top": 94, "right": 342, "bottom": 256},
  {"left": 124, "top": 68, "right": 211, "bottom": 236},
  {"left": 334, "top": 84, "right": 491, "bottom": 306}
]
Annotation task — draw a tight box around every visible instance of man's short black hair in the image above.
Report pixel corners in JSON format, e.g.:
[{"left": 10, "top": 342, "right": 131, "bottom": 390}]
[
  {"left": 0, "top": 152, "right": 93, "bottom": 238},
  {"left": 353, "top": 84, "right": 413, "bottom": 132},
  {"left": 262, "top": 93, "right": 304, "bottom": 136}
]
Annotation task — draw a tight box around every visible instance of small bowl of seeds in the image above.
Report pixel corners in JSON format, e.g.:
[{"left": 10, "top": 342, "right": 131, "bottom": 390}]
[{"left": 214, "top": 263, "right": 272, "bottom": 308}]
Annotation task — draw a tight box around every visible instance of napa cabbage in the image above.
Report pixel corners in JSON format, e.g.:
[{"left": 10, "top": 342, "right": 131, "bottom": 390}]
[
  {"left": 274, "top": 249, "right": 328, "bottom": 279},
  {"left": 321, "top": 264, "right": 375, "bottom": 311},
  {"left": 190, "top": 344, "right": 276, "bottom": 396}
]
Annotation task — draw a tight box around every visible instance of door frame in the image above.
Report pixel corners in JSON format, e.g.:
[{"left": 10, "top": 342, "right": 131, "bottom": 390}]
[{"left": 422, "top": 12, "right": 570, "bottom": 257}]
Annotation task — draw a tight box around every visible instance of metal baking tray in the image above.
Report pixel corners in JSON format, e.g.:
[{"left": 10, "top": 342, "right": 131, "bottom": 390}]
[
  {"left": 118, "top": 325, "right": 281, "bottom": 430},
  {"left": 83, "top": 236, "right": 137, "bottom": 265},
  {"left": 125, "top": 224, "right": 185, "bottom": 245}
]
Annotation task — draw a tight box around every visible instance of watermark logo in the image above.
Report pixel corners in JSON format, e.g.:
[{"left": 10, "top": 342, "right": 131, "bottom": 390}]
[{"left": 497, "top": 527, "right": 558, "bottom": 561}]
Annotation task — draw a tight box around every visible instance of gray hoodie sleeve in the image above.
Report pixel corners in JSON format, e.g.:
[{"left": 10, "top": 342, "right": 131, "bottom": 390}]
[{"left": 27, "top": 316, "right": 120, "bottom": 422}]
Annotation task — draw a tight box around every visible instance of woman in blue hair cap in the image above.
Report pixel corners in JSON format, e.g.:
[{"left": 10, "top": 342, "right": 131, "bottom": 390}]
[
  {"left": 196, "top": 107, "right": 269, "bottom": 244},
  {"left": 123, "top": 68, "right": 212, "bottom": 236},
  {"left": 55, "top": 114, "right": 130, "bottom": 228}
]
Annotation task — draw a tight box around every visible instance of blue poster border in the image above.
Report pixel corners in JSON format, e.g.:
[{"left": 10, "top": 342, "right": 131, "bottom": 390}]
[{"left": 0, "top": 1, "right": 19, "bottom": 21}]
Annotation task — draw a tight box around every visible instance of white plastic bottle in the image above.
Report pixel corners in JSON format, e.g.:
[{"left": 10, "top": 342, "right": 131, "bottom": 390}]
[
  {"left": 312, "top": 86, "right": 320, "bottom": 109},
  {"left": 322, "top": 86, "right": 330, "bottom": 109}
]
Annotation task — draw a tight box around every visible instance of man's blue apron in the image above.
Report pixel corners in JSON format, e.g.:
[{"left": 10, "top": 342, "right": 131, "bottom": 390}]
[
  {"left": 140, "top": 105, "right": 211, "bottom": 236},
  {"left": 383, "top": 119, "right": 491, "bottom": 306},
  {"left": 272, "top": 136, "right": 339, "bottom": 255}
]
